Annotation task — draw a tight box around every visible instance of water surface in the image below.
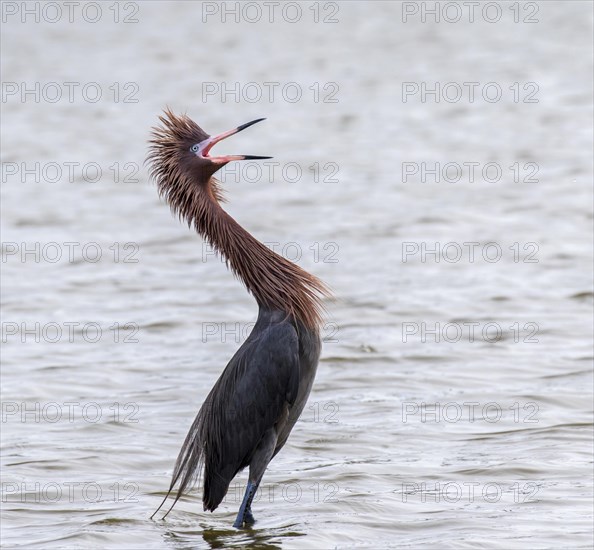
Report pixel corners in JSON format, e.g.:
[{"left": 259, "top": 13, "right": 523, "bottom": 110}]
[{"left": 1, "top": 2, "right": 593, "bottom": 548}]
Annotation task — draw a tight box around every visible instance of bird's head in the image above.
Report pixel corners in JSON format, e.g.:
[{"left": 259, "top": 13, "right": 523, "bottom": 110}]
[{"left": 147, "top": 109, "right": 270, "bottom": 207}]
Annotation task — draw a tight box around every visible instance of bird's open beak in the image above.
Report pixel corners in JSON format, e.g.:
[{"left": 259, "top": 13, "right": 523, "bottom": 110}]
[{"left": 200, "top": 118, "right": 272, "bottom": 164}]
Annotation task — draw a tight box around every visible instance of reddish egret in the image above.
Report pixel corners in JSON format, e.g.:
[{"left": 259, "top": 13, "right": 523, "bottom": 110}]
[{"left": 147, "top": 110, "right": 329, "bottom": 528}]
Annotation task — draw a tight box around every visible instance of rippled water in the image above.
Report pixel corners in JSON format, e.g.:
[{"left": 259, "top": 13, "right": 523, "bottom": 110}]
[{"left": 1, "top": 2, "right": 593, "bottom": 548}]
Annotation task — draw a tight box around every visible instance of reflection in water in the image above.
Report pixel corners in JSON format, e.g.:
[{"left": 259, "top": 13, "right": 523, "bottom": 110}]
[{"left": 158, "top": 520, "right": 299, "bottom": 549}]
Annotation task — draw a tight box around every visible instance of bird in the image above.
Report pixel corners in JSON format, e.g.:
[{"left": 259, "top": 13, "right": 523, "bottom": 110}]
[{"left": 147, "top": 109, "right": 330, "bottom": 528}]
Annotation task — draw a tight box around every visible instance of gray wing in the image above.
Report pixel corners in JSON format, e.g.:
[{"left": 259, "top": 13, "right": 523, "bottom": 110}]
[{"left": 164, "top": 319, "right": 300, "bottom": 513}]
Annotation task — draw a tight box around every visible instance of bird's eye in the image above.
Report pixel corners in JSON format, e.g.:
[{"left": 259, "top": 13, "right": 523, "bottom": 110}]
[{"left": 191, "top": 144, "right": 199, "bottom": 153}]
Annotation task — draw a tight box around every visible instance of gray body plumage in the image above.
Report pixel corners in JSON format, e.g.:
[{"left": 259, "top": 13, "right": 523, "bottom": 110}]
[{"left": 168, "top": 307, "right": 321, "bottom": 512}]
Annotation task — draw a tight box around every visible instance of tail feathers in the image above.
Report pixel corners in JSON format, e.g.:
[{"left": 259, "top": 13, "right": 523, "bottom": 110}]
[
  {"left": 150, "top": 408, "right": 206, "bottom": 520},
  {"left": 203, "top": 464, "right": 236, "bottom": 512}
]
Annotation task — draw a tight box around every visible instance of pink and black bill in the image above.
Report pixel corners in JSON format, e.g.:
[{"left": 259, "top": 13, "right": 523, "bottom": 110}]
[{"left": 191, "top": 118, "right": 272, "bottom": 164}]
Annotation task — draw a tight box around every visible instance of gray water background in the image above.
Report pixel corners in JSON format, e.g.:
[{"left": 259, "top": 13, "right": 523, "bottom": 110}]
[{"left": 1, "top": 1, "right": 593, "bottom": 548}]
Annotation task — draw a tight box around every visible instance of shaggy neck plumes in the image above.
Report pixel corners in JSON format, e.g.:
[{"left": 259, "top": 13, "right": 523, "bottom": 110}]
[
  {"left": 190, "top": 186, "right": 327, "bottom": 330},
  {"left": 147, "top": 110, "right": 328, "bottom": 330}
]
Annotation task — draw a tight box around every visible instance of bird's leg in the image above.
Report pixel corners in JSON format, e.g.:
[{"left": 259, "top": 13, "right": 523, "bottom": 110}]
[
  {"left": 244, "top": 506, "right": 255, "bottom": 525},
  {"left": 233, "top": 428, "right": 277, "bottom": 528},
  {"left": 243, "top": 481, "right": 259, "bottom": 525},
  {"left": 233, "top": 480, "right": 259, "bottom": 529}
]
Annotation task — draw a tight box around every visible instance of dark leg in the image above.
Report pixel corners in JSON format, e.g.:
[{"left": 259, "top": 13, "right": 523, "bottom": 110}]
[
  {"left": 244, "top": 506, "right": 255, "bottom": 525},
  {"left": 233, "top": 481, "right": 258, "bottom": 528},
  {"left": 233, "top": 428, "right": 277, "bottom": 529}
]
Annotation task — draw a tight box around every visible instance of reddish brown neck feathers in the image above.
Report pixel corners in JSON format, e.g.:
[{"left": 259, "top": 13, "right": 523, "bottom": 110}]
[{"left": 147, "top": 110, "right": 329, "bottom": 330}]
